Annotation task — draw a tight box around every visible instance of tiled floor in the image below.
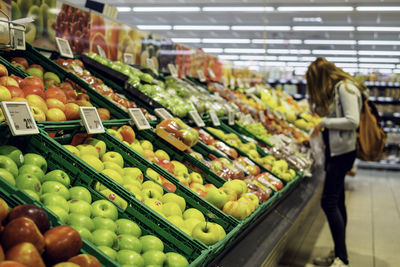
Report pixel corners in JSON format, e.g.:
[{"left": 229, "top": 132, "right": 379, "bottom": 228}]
[{"left": 278, "top": 169, "right": 400, "bottom": 267}]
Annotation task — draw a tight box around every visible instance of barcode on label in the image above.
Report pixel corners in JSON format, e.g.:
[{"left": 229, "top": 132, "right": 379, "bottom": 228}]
[{"left": 56, "top": 37, "right": 73, "bottom": 58}]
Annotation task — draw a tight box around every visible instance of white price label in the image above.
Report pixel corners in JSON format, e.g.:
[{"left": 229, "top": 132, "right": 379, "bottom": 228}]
[
  {"left": 97, "top": 45, "right": 106, "bottom": 58},
  {"left": 209, "top": 110, "right": 220, "bottom": 126},
  {"left": 259, "top": 111, "right": 265, "bottom": 122},
  {"left": 146, "top": 58, "right": 155, "bottom": 70},
  {"left": 154, "top": 108, "right": 173, "bottom": 120},
  {"left": 1, "top": 102, "right": 39, "bottom": 136},
  {"left": 56, "top": 37, "right": 73, "bottom": 58},
  {"left": 189, "top": 110, "right": 205, "bottom": 127},
  {"left": 168, "top": 64, "right": 178, "bottom": 78},
  {"left": 237, "top": 78, "right": 244, "bottom": 88},
  {"left": 230, "top": 78, "right": 235, "bottom": 89},
  {"left": 129, "top": 108, "right": 152, "bottom": 130},
  {"left": 79, "top": 107, "right": 105, "bottom": 134},
  {"left": 72, "top": 65, "right": 83, "bottom": 75},
  {"left": 197, "top": 70, "right": 206, "bottom": 82},
  {"left": 13, "top": 26, "right": 25, "bottom": 50},
  {"left": 207, "top": 68, "right": 216, "bottom": 79},
  {"left": 123, "top": 53, "right": 134, "bottom": 64},
  {"left": 228, "top": 110, "right": 235, "bottom": 126}
]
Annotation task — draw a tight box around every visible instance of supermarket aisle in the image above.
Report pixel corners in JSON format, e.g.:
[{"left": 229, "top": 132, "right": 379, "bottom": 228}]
[{"left": 278, "top": 169, "right": 400, "bottom": 267}]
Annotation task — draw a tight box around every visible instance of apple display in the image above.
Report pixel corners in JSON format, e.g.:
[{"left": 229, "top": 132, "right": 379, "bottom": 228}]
[
  {"left": 41, "top": 181, "right": 70, "bottom": 200},
  {"left": 91, "top": 200, "right": 118, "bottom": 220},
  {"left": 115, "top": 218, "right": 142, "bottom": 237},
  {"left": 91, "top": 229, "right": 117, "bottom": 247},
  {"left": 7, "top": 204, "right": 50, "bottom": 234},
  {"left": 69, "top": 186, "right": 92, "bottom": 203},
  {"left": 23, "top": 153, "right": 47, "bottom": 172},
  {"left": 142, "top": 250, "right": 167, "bottom": 266}
]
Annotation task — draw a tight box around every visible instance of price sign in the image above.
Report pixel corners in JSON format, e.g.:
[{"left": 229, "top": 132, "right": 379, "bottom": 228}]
[
  {"left": 168, "top": 64, "right": 178, "bottom": 78},
  {"left": 259, "top": 110, "right": 265, "bottom": 123},
  {"left": 228, "top": 109, "right": 235, "bottom": 126},
  {"left": 154, "top": 108, "right": 173, "bottom": 120},
  {"left": 189, "top": 110, "right": 205, "bottom": 127},
  {"left": 209, "top": 110, "right": 220, "bottom": 126},
  {"left": 56, "top": 37, "right": 73, "bottom": 58},
  {"left": 123, "top": 53, "right": 134, "bottom": 64},
  {"left": 207, "top": 68, "right": 216, "bottom": 79},
  {"left": 12, "top": 25, "right": 25, "bottom": 50},
  {"left": 79, "top": 107, "right": 105, "bottom": 134},
  {"left": 129, "top": 108, "right": 151, "bottom": 130},
  {"left": 197, "top": 70, "right": 206, "bottom": 82},
  {"left": 1, "top": 102, "right": 39, "bottom": 136},
  {"left": 97, "top": 45, "right": 106, "bottom": 58}
]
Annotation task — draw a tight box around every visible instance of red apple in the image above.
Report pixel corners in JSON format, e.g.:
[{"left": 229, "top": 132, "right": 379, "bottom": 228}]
[
  {"left": 23, "top": 86, "right": 45, "bottom": 99},
  {"left": 59, "top": 82, "right": 74, "bottom": 90},
  {"left": 64, "top": 103, "right": 80, "bottom": 120},
  {"left": 11, "top": 57, "right": 29, "bottom": 69},
  {"left": 76, "top": 93, "right": 90, "bottom": 101},
  {"left": 20, "top": 76, "right": 44, "bottom": 91},
  {"left": 1, "top": 217, "right": 45, "bottom": 253},
  {"left": 10, "top": 76, "right": 23, "bottom": 86},
  {"left": 53, "top": 263, "right": 79, "bottom": 267},
  {"left": 45, "top": 88, "right": 67, "bottom": 104},
  {"left": 46, "top": 108, "right": 66, "bottom": 121},
  {"left": 44, "top": 225, "right": 82, "bottom": 264},
  {"left": 7, "top": 204, "right": 50, "bottom": 234},
  {"left": 46, "top": 98, "right": 65, "bottom": 112},
  {"left": 0, "top": 76, "right": 19, "bottom": 87},
  {"left": 28, "top": 64, "right": 44, "bottom": 73},
  {"left": 6, "top": 86, "right": 24, "bottom": 98},
  {"left": 0, "top": 63, "right": 8, "bottom": 77},
  {"left": 0, "top": 197, "right": 9, "bottom": 224},
  {"left": 159, "top": 119, "right": 180, "bottom": 134},
  {"left": 97, "top": 108, "right": 110, "bottom": 120},
  {"left": 74, "top": 99, "right": 92, "bottom": 107},
  {"left": 5, "top": 242, "right": 45, "bottom": 267},
  {"left": 117, "top": 125, "right": 135, "bottom": 143},
  {"left": 68, "top": 254, "right": 101, "bottom": 267},
  {"left": 0, "top": 261, "right": 28, "bottom": 267}
]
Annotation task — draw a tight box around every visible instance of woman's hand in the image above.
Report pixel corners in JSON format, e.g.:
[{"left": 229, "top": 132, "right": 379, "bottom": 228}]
[{"left": 311, "top": 123, "right": 323, "bottom": 137}]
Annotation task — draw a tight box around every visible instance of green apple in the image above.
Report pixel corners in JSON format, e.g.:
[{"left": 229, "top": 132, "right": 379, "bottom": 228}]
[
  {"left": 142, "top": 188, "right": 163, "bottom": 202},
  {"left": 123, "top": 167, "right": 143, "bottom": 183},
  {"left": 41, "top": 181, "right": 70, "bottom": 199},
  {"left": 15, "top": 173, "right": 41, "bottom": 194},
  {"left": 102, "top": 152, "right": 124, "bottom": 168},
  {"left": 184, "top": 218, "right": 201, "bottom": 235},
  {"left": 70, "top": 225, "right": 93, "bottom": 243},
  {"left": 92, "top": 229, "right": 117, "bottom": 247},
  {"left": 41, "top": 193, "right": 69, "bottom": 212},
  {"left": 164, "top": 252, "right": 189, "bottom": 267},
  {"left": 162, "top": 202, "right": 182, "bottom": 217},
  {"left": 116, "top": 250, "right": 144, "bottom": 266},
  {"left": 77, "top": 144, "right": 99, "bottom": 158},
  {"left": 97, "top": 246, "right": 117, "bottom": 260},
  {"left": 140, "top": 235, "right": 164, "bottom": 253},
  {"left": 91, "top": 200, "right": 118, "bottom": 220},
  {"left": 22, "top": 189, "right": 40, "bottom": 201},
  {"left": 142, "top": 250, "right": 167, "bottom": 266},
  {"left": 116, "top": 218, "right": 142, "bottom": 237},
  {"left": 212, "top": 222, "right": 226, "bottom": 240},
  {"left": 68, "top": 199, "right": 92, "bottom": 216},
  {"left": 23, "top": 153, "right": 47, "bottom": 172},
  {"left": 161, "top": 193, "right": 186, "bottom": 213},
  {"left": 84, "top": 138, "right": 106, "bottom": 157},
  {"left": 171, "top": 161, "right": 188, "bottom": 175},
  {"left": 130, "top": 142, "right": 144, "bottom": 155},
  {"left": 222, "top": 201, "right": 248, "bottom": 220},
  {"left": 67, "top": 213, "right": 95, "bottom": 231},
  {"left": 140, "top": 140, "right": 153, "bottom": 151},
  {"left": 145, "top": 168, "right": 163, "bottom": 184},
  {"left": 144, "top": 199, "right": 164, "bottom": 215},
  {"left": 115, "top": 234, "right": 142, "bottom": 252},
  {"left": 103, "top": 161, "right": 124, "bottom": 176},
  {"left": 93, "top": 216, "right": 117, "bottom": 232},
  {"left": 189, "top": 172, "right": 203, "bottom": 184},
  {"left": 0, "top": 145, "right": 24, "bottom": 167},
  {"left": 142, "top": 181, "right": 163, "bottom": 195},
  {"left": 0, "top": 155, "right": 19, "bottom": 177},
  {"left": 206, "top": 188, "right": 228, "bottom": 209},
  {"left": 125, "top": 180, "right": 142, "bottom": 190},
  {"left": 191, "top": 222, "right": 220, "bottom": 245},
  {"left": 18, "top": 164, "right": 45, "bottom": 182},
  {"left": 0, "top": 168, "right": 15, "bottom": 186},
  {"left": 46, "top": 205, "right": 68, "bottom": 223},
  {"left": 125, "top": 184, "right": 144, "bottom": 201},
  {"left": 101, "top": 169, "right": 124, "bottom": 185},
  {"left": 81, "top": 155, "right": 104, "bottom": 171},
  {"left": 44, "top": 72, "right": 61, "bottom": 83},
  {"left": 167, "top": 215, "right": 185, "bottom": 227},
  {"left": 154, "top": 149, "right": 170, "bottom": 161},
  {"left": 63, "top": 145, "right": 80, "bottom": 157},
  {"left": 183, "top": 208, "right": 205, "bottom": 222},
  {"left": 42, "top": 169, "right": 70, "bottom": 186},
  {"left": 69, "top": 186, "right": 92, "bottom": 203},
  {"left": 222, "top": 180, "right": 244, "bottom": 198}
]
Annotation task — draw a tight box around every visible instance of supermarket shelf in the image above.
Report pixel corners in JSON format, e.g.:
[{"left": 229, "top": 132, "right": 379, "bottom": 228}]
[{"left": 357, "top": 160, "right": 400, "bottom": 170}]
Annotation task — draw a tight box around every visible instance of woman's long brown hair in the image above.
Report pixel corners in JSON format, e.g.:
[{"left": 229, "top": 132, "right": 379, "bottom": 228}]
[{"left": 305, "top": 57, "right": 366, "bottom": 117}]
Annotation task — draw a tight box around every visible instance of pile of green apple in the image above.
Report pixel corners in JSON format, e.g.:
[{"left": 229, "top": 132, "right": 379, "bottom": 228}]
[{"left": 236, "top": 121, "right": 271, "bottom": 145}]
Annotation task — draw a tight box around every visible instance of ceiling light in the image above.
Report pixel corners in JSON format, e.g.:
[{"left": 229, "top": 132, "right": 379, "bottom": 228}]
[
  {"left": 358, "top": 50, "right": 400, "bottom": 56},
  {"left": 202, "top": 6, "right": 274, "bottom": 12},
  {"left": 171, "top": 38, "right": 201, "bottom": 43},
  {"left": 278, "top": 56, "right": 298, "bottom": 61},
  {"left": 117, "top": 7, "right": 131, "bottom": 12},
  {"left": 287, "top": 62, "right": 311, "bottom": 67},
  {"left": 356, "top": 6, "right": 400, "bottom": 11},
  {"left": 224, "top": 48, "right": 265, "bottom": 54},
  {"left": 277, "top": 6, "right": 353, "bottom": 12},
  {"left": 202, "top": 38, "right": 250, "bottom": 43},
  {"left": 357, "top": 27, "right": 400, "bottom": 31},
  {"left": 260, "top": 61, "right": 287, "bottom": 67},
  {"left": 218, "top": 55, "right": 240, "bottom": 60},
  {"left": 267, "top": 49, "right": 311, "bottom": 54},
  {"left": 202, "top": 48, "right": 224, "bottom": 53},
  {"left": 342, "top": 68, "right": 359, "bottom": 74},
  {"left": 293, "top": 17, "right": 322, "bottom": 22},
  {"left": 336, "top": 63, "right": 358, "bottom": 68},
  {"left": 313, "top": 50, "right": 357, "bottom": 55},
  {"left": 252, "top": 39, "right": 302, "bottom": 44},
  {"left": 358, "top": 63, "right": 396, "bottom": 69},
  {"left": 293, "top": 26, "right": 355, "bottom": 31},
  {"left": 358, "top": 57, "right": 399, "bottom": 63},
  {"left": 232, "top": 26, "right": 291, "bottom": 31},
  {"left": 326, "top": 57, "right": 358, "bottom": 62},
  {"left": 358, "top": 40, "right": 400, "bottom": 45},
  {"left": 173, "top": 25, "right": 229, "bottom": 30},
  {"left": 240, "top": 55, "right": 277, "bottom": 60},
  {"left": 304, "top": 40, "right": 356, "bottom": 45},
  {"left": 137, "top": 25, "right": 172, "bottom": 30},
  {"left": 133, "top": 7, "right": 200, "bottom": 12}
]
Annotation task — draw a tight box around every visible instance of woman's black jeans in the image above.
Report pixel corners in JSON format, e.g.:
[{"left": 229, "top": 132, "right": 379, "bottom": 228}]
[{"left": 322, "top": 150, "right": 356, "bottom": 265}]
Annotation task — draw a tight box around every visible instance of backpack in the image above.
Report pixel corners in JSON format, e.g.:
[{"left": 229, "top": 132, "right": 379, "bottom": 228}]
[{"left": 356, "top": 94, "right": 386, "bottom": 161}]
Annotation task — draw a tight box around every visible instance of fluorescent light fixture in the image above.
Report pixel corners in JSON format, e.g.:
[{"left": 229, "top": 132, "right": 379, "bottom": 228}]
[
  {"left": 218, "top": 55, "right": 239, "bottom": 60},
  {"left": 173, "top": 25, "right": 229, "bottom": 30},
  {"left": 278, "top": 56, "right": 298, "bottom": 61},
  {"left": 313, "top": 50, "right": 357, "bottom": 55},
  {"left": 224, "top": 48, "right": 265, "bottom": 54},
  {"left": 287, "top": 62, "right": 311, "bottom": 67},
  {"left": 304, "top": 40, "right": 356, "bottom": 45},
  {"left": 342, "top": 68, "right": 359, "bottom": 73},
  {"left": 202, "top": 48, "right": 224, "bottom": 53},
  {"left": 133, "top": 7, "right": 200, "bottom": 12},
  {"left": 137, "top": 25, "right": 172, "bottom": 30},
  {"left": 356, "top": 6, "right": 400, "bottom": 11},
  {"left": 358, "top": 57, "right": 399, "bottom": 63},
  {"left": 293, "top": 26, "right": 355, "bottom": 31},
  {"left": 202, "top": 38, "right": 250, "bottom": 43},
  {"left": 358, "top": 40, "right": 400, "bottom": 45},
  {"left": 394, "top": 69, "right": 400, "bottom": 74},
  {"left": 232, "top": 26, "right": 291, "bottom": 31},
  {"left": 358, "top": 50, "right": 400, "bottom": 56},
  {"left": 336, "top": 63, "right": 358, "bottom": 68},
  {"left": 202, "top": 6, "right": 274, "bottom": 12},
  {"left": 117, "top": 7, "right": 131, "bottom": 12},
  {"left": 252, "top": 39, "right": 302, "bottom": 44},
  {"left": 171, "top": 38, "right": 201, "bottom": 43},
  {"left": 277, "top": 6, "right": 353, "bottom": 12},
  {"left": 267, "top": 49, "right": 311, "bottom": 54},
  {"left": 358, "top": 63, "right": 396, "bottom": 69},
  {"left": 260, "top": 61, "right": 287, "bottom": 67},
  {"left": 293, "top": 17, "right": 322, "bottom": 22},
  {"left": 376, "top": 69, "right": 393, "bottom": 74},
  {"left": 326, "top": 57, "right": 357, "bottom": 62},
  {"left": 357, "top": 27, "right": 400, "bottom": 32},
  {"left": 240, "top": 55, "right": 277, "bottom": 60}
]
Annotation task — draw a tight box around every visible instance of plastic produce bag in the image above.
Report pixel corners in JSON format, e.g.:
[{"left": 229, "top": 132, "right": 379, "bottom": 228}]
[{"left": 310, "top": 133, "right": 325, "bottom": 167}]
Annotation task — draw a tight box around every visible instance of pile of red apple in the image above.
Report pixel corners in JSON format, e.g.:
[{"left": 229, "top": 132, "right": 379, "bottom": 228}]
[
  {"left": 0, "top": 197, "right": 102, "bottom": 267},
  {"left": 158, "top": 118, "right": 199, "bottom": 148}
]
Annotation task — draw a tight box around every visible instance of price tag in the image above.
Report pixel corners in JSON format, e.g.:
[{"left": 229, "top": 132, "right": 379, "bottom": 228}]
[
  {"left": 207, "top": 68, "right": 216, "bottom": 79},
  {"left": 146, "top": 58, "right": 155, "bottom": 70},
  {"left": 197, "top": 70, "right": 206, "bottom": 82},
  {"left": 72, "top": 65, "right": 83, "bottom": 75},
  {"left": 56, "top": 37, "right": 73, "bottom": 58},
  {"left": 79, "top": 107, "right": 105, "bottom": 134},
  {"left": 237, "top": 78, "right": 244, "bottom": 88},
  {"left": 123, "top": 53, "right": 134, "bottom": 64},
  {"left": 228, "top": 110, "right": 235, "bottom": 125},
  {"left": 259, "top": 110, "right": 265, "bottom": 122},
  {"left": 129, "top": 108, "right": 152, "bottom": 130},
  {"left": 189, "top": 110, "right": 205, "bottom": 127},
  {"left": 12, "top": 25, "right": 25, "bottom": 50},
  {"left": 230, "top": 78, "right": 235, "bottom": 89},
  {"left": 1, "top": 102, "right": 39, "bottom": 136},
  {"left": 40, "top": 51, "right": 52, "bottom": 59},
  {"left": 209, "top": 110, "right": 220, "bottom": 126},
  {"left": 154, "top": 108, "right": 173, "bottom": 120},
  {"left": 168, "top": 64, "right": 178, "bottom": 78},
  {"left": 97, "top": 45, "right": 106, "bottom": 58}
]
